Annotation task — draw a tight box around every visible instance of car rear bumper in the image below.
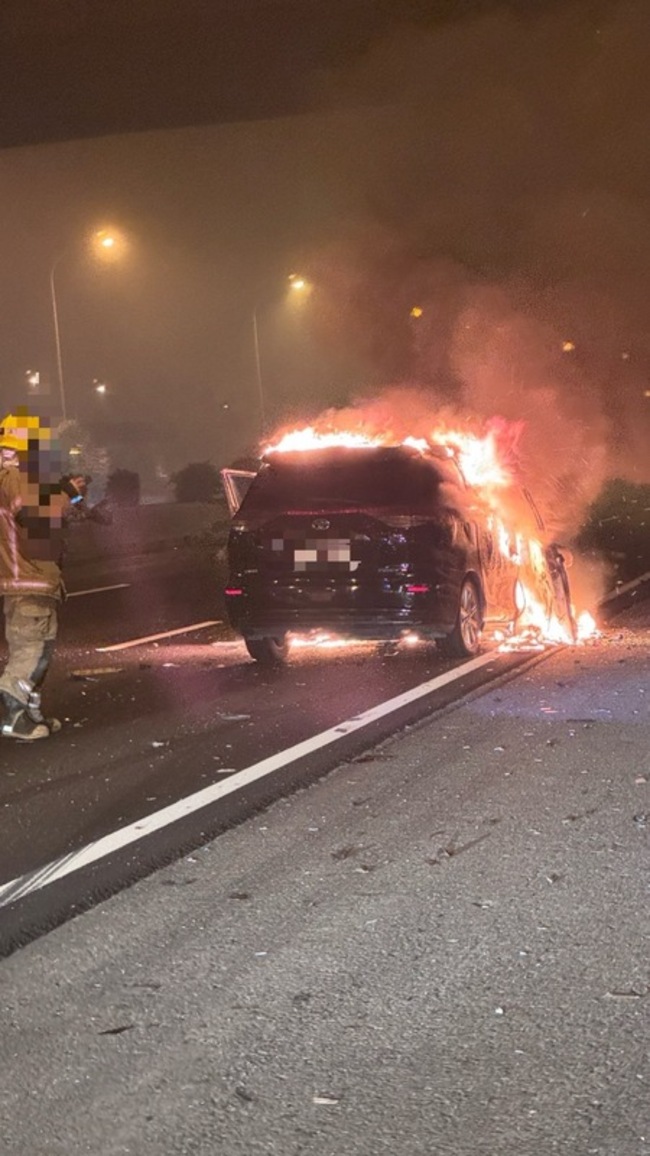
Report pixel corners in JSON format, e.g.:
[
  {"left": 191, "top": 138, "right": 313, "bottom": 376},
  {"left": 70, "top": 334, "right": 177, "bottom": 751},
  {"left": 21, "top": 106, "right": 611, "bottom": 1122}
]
[{"left": 224, "top": 579, "right": 453, "bottom": 641}]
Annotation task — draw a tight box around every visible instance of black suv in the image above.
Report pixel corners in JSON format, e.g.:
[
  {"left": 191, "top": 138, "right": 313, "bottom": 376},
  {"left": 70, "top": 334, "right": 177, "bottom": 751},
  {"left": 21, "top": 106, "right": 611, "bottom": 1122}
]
[{"left": 221, "top": 444, "right": 574, "bottom": 664}]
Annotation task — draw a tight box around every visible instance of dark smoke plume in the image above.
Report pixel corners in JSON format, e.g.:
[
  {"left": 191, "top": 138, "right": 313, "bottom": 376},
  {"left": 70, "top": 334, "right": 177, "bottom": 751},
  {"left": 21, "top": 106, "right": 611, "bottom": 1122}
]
[{"left": 301, "top": 0, "right": 650, "bottom": 534}]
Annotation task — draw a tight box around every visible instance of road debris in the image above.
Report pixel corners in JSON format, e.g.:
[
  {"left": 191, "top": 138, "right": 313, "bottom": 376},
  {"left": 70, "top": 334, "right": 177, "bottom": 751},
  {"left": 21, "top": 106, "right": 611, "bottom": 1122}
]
[
  {"left": 235, "top": 1086, "right": 255, "bottom": 1103},
  {"left": 604, "top": 987, "right": 649, "bottom": 1000},
  {"left": 331, "top": 844, "right": 360, "bottom": 860},
  {"left": 426, "top": 831, "right": 491, "bottom": 865},
  {"left": 70, "top": 668, "right": 125, "bottom": 679},
  {"left": 313, "top": 1095, "right": 340, "bottom": 1105}
]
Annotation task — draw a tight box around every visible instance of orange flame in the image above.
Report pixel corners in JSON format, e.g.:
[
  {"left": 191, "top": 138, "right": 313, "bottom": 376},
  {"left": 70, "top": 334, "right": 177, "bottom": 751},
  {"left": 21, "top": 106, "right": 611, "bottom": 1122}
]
[{"left": 263, "top": 421, "right": 513, "bottom": 489}]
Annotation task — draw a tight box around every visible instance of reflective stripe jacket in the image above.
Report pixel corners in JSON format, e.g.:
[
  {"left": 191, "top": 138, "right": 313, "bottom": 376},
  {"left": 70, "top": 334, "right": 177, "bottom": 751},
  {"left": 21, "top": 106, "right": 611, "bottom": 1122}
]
[{"left": 0, "top": 463, "right": 69, "bottom": 599}]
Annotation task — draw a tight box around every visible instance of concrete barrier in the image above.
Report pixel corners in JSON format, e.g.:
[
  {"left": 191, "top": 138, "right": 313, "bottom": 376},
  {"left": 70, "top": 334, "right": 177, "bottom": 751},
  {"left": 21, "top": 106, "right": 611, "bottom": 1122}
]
[{"left": 65, "top": 502, "right": 230, "bottom": 564}]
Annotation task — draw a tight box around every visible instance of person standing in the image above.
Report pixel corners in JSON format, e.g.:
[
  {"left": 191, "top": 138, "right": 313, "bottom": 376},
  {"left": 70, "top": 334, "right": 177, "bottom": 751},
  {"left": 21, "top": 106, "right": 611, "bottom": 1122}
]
[{"left": 0, "top": 410, "right": 71, "bottom": 740}]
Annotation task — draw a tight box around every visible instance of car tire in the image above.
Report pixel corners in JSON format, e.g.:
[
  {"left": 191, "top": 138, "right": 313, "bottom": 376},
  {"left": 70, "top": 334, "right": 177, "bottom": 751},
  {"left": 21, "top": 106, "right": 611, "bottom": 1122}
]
[
  {"left": 244, "top": 635, "right": 290, "bottom": 666},
  {"left": 438, "top": 577, "right": 483, "bottom": 658}
]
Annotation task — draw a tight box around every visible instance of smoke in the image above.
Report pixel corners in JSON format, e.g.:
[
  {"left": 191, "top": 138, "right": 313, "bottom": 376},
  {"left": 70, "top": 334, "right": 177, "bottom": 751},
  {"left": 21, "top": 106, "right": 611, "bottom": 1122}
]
[{"left": 298, "top": 0, "right": 650, "bottom": 536}]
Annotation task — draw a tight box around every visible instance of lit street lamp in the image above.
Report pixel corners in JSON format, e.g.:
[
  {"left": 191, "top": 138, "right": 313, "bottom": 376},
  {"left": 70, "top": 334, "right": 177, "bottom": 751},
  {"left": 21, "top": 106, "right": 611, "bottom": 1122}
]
[
  {"left": 49, "top": 228, "right": 123, "bottom": 421},
  {"left": 252, "top": 274, "right": 310, "bottom": 435}
]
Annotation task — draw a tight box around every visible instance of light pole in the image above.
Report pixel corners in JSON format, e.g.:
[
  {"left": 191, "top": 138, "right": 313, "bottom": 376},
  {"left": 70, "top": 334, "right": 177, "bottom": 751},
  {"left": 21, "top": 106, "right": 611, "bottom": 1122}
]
[
  {"left": 49, "top": 256, "right": 67, "bottom": 420},
  {"left": 48, "top": 229, "right": 122, "bottom": 422},
  {"left": 251, "top": 274, "right": 310, "bottom": 436},
  {"left": 252, "top": 305, "right": 266, "bottom": 435}
]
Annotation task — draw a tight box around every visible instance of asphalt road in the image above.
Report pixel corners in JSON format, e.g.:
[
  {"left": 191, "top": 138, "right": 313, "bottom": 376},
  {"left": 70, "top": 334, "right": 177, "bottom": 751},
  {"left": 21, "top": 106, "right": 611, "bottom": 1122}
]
[
  {"left": 0, "top": 546, "right": 537, "bottom": 952},
  {"left": 0, "top": 597, "right": 648, "bottom": 1156}
]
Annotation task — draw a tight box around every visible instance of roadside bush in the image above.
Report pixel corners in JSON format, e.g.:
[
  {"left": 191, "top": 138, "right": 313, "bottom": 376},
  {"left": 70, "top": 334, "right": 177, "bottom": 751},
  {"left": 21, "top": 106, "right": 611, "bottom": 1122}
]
[
  {"left": 576, "top": 478, "right": 650, "bottom": 582},
  {"left": 170, "top": 461, "right": 221, "bottom": 503},
  {"left": 106, "top": 468, "right": 141, "bottom": 507}
]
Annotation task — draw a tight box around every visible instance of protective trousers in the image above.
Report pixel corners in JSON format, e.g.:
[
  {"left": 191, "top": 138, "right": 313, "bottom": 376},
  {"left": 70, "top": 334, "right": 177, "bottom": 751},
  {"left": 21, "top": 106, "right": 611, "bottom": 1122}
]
[{"left": 0, "top": 594, "right": 58, "bottom": 705}]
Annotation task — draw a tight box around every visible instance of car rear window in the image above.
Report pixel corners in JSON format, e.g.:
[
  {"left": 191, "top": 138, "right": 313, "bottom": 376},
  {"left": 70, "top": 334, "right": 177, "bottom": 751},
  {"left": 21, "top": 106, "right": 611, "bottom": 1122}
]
[{"left": 238, "top": 447, "right": 466, "bottom": 516}]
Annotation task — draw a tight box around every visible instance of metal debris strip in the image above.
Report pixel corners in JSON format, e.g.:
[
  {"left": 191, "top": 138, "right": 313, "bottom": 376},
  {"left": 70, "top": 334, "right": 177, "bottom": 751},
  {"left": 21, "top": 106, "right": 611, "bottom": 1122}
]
[
  {"left": 604, "top": 987, "right": 649, "bottom": 1000},
  {"left": 70, "top": 667, "right": 125, "bottom": 679}
]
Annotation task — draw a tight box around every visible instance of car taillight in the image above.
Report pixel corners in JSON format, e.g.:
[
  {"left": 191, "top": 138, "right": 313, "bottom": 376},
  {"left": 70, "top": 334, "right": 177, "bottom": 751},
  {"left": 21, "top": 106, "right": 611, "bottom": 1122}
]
[
  {"left": 225, "top": 587, "right": 243, "bottom": 596},
  {"left": 405, "top": 584, "right": 430, "bottom": 594}
]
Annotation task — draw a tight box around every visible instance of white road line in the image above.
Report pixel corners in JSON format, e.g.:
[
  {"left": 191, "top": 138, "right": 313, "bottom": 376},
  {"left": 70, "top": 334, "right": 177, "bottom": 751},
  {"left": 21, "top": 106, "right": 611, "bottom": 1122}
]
[
  {"left": 67, "top": 583, "right": 131, "bottom": 598},
  {"left": 0, "top": 650, "right": 500, "bottom": 909},
  {"left": 96, "top": 621, "right": 222, "bottom": 652}
]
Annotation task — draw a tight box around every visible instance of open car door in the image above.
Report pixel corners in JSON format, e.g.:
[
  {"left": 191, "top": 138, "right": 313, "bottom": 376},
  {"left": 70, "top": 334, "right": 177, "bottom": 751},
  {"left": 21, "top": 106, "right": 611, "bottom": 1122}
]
[{"left": 220, "top": 468, "right": 257, "bottom": 517}]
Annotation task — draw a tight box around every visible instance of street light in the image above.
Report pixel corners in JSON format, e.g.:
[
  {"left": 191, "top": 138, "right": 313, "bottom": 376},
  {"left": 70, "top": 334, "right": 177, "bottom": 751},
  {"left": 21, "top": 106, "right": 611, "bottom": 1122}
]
[
  {"left": 49, "top": 255, "right": 68, "bottom": 419},
  {"left": 49, "top": 228, "right": 124, "bottom": 421},
  {"left": 252, "top": 274, "right": 310, "bottom": 435}
]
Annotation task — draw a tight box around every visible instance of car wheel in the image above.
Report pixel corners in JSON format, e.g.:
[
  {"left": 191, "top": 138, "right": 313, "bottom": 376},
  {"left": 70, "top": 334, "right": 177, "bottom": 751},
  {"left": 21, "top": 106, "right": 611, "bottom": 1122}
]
[
  {"left": 244, "top": 635, "right": 290, "bottom": 666},
  {"left": 438, "top": 578, "right": 483, "bottom": 658}
]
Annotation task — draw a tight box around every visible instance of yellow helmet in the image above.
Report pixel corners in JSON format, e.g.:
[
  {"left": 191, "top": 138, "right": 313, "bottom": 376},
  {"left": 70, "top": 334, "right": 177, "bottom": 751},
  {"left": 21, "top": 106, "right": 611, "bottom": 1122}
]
[{"left": 0, "top": 409, "right": 48, "bottom": 452}]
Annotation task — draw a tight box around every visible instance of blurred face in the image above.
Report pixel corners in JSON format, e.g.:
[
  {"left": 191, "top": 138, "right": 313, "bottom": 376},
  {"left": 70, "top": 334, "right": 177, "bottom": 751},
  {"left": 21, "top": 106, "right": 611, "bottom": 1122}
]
[{"left": 0, "top": 446, "right": 19, "bottom": 466}]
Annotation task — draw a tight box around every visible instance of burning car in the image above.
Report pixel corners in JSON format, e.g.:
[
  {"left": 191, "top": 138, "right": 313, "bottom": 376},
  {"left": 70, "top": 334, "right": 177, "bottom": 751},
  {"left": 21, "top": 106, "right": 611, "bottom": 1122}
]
[{"left": 221, "top": 435, "right": 577, "bottom": 665}]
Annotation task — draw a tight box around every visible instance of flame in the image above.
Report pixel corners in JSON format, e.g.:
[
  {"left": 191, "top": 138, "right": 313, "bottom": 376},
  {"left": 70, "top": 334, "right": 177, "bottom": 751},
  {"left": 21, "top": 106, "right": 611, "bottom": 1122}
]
[
  {"left": 496, "top": 582, "right": 600, "bottom": 652},
  {"left": 263, "top": 422, "right": 512, "bottom": 490},
  {"left": 430, "top": 426, "right": 514, "bottom": 489},
  {"left": 576, "top": 610, "right": 598, "bottom": 640},
  {"left": 289, "top": 632, "right": 364, "bottom": 651},
  {"left": 264, "top": 427, "right": 381, "bottom": 453}
]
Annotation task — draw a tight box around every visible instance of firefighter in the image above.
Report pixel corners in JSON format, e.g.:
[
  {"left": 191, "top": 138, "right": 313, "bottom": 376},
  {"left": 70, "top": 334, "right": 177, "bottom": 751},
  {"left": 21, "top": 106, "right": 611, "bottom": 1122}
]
[{"left": 0, "top": 410, "right": 95, "bottom": 740}]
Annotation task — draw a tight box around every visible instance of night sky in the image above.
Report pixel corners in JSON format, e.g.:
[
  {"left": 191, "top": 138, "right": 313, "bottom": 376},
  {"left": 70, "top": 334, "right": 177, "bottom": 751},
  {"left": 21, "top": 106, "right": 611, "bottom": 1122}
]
[{"left": 1, "top": 0, "right": 648, "bottom": 501}]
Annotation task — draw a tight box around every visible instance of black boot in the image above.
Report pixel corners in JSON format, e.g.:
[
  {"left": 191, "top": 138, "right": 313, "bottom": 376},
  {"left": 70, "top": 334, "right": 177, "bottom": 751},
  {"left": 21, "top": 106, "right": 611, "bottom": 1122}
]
[
  {"left": 1, "top": 692, "right": 52, "bottom": 741},
  {"left": 27, "top": 691, "right": 62, "bottom": 734}
]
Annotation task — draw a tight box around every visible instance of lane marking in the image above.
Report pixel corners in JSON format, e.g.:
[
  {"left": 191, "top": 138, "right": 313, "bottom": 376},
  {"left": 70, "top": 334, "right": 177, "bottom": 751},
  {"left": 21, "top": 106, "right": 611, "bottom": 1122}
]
[
  {"left": 96, "top": 621, "right": 222, "bottom": 652},
  {"left": 0, "top": 650, "right": 499, "bottom": 908},
  {"left": 67, "top": 583, "right": 131, "bottom": 598}
]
